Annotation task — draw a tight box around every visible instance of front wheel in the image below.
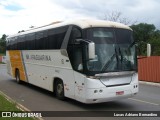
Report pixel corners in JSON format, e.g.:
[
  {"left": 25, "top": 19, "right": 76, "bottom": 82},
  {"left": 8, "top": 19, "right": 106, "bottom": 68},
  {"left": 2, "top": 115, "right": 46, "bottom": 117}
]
[{"left": 55, "top": 80, "right": 65, "bottom": 100}]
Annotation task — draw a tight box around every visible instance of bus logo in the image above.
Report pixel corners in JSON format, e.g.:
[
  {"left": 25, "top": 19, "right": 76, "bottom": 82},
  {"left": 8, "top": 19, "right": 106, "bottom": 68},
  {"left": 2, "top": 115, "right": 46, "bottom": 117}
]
[{"left": 26, "top": 54, "right": 51, "bottom": 61}]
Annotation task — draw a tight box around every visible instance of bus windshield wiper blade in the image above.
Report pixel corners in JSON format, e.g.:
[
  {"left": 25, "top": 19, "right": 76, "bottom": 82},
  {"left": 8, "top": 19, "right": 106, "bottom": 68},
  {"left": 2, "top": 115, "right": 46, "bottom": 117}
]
[
  {"left": 128, "top": 41, "right": 135, "bottom": 49},
  {"left": 101, "top": 53, "right": 116, "bottom": 73}
]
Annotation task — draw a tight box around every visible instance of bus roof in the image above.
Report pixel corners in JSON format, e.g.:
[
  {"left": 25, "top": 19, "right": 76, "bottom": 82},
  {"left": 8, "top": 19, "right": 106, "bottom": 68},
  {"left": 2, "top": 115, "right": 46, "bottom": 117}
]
[{"left": 8, "top": 19, "right": 132, "bottom": 38}]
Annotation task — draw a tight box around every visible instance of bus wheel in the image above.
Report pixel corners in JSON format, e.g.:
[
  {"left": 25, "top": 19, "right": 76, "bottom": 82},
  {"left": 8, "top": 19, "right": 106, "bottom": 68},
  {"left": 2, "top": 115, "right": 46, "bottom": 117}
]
[
  {"left": 55, "top": 80, "right": 65, "bottom": 100},
  {"left": 15, "top": 69, "right": 21, "bottom": 84}
]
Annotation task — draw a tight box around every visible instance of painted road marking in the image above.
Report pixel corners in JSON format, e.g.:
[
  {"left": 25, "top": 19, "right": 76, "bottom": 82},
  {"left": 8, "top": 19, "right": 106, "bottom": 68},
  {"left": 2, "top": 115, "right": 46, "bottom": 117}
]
[
  {"left": 128, "top": 98, "right": 159, "bottom": 106},
  {"left": 0, "top": 91, "right": 43, "bottom": 120}
]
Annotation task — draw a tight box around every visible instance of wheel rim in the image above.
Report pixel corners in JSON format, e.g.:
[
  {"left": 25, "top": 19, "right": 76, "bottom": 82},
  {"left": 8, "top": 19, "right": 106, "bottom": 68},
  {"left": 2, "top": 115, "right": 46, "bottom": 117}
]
[
  {"left": 16, "top": 71, "right": 20, "bottom": 82},
  {"left": 57, "top": 83, "right": 63, "bottom": 95},
  {"left": 17, "top": 76, "right": 20, "bottom": 82}
]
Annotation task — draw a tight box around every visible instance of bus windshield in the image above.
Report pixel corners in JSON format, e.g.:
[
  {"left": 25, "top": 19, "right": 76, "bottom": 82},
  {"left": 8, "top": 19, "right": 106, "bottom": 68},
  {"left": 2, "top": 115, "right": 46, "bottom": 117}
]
[{"left": 86, "top": 27, "right": 137, "bottom": 73}]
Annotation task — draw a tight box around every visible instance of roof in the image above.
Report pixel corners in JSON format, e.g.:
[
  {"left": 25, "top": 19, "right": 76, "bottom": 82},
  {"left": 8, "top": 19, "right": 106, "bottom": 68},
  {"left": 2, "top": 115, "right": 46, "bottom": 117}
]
[
  {"left": 69, "top": 19, "right": 132, "bottom": 30},
  {"left": 8, "top": 19, "right": 132, "bottom": 38}
]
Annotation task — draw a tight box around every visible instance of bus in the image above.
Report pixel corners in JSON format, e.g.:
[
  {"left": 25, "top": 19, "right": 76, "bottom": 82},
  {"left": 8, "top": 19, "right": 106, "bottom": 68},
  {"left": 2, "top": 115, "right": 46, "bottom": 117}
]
[{"left": 6, "top": 19, "right": 139, "bottom": 103}]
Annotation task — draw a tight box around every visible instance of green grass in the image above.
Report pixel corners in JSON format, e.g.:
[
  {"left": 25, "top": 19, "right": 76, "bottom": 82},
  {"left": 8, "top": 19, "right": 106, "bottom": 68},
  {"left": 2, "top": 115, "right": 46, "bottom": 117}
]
[
  {"left": 0, "top": 94, "right": 34, "bottom": 120},
  {"left": 0, "top": 53, "right": 5, "bottom": 56},
  {"left": 0, "top": 94, "right": 20, "bottom": 111}
]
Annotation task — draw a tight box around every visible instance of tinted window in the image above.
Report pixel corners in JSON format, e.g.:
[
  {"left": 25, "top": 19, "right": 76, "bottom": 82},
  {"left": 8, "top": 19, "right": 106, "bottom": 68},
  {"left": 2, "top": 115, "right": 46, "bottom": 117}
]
[
  {"left": 67, "top": 27, "right": 83, "bottom": 71},
  {"left": 12, "top": 37, "right": 17, "bottom": 50},
  {"left": 90, "top": 28, "right": 115, "bottom": 44},
  {"left": 89, "top": 28, "right": 133, "bottom": 44},
  {"left": 48, "top": 29, "right": 56, "bottom": 49},
  {"left": 7, "top": 26, "right": 68, "bottom": 50},
  {"left": 26, "top": 33, "right": 35, "bottom": 50},
  {"left": 115, "top": 29, "right": 133, "bottom": 44},
  {"left": 43, "top": 30, "right": 48, "bottom": 49},
  {"left": 17, "top": 35, "right": 25, "bottom": 50},
  {"left": 36, "top": 32, "right": 44, "bottom": 49},
  {"left": 6, "top": 38, "right": 11, "bottom": 50},
  {"left": 93, "top": 30, "right": 113, "bottom": 38},
  {"left": 48, "top": 26, "right": 68, "bottom": 49},
  {"left": 68, "top": 27, "right": 82, "bottom": 44}
]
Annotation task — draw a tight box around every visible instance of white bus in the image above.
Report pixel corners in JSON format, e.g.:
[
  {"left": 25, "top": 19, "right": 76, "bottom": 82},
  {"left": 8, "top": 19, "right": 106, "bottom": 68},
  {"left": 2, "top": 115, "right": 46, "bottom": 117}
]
[{"left": 6, "top": 19, "right": 138, "bottom": 103}]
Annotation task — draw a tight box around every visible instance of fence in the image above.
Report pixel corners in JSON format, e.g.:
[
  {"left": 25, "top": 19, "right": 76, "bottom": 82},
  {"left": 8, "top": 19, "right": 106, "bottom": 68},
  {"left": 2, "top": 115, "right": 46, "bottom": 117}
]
[{"left": 138, "top": 56, "right": 160, "bottom": 83}]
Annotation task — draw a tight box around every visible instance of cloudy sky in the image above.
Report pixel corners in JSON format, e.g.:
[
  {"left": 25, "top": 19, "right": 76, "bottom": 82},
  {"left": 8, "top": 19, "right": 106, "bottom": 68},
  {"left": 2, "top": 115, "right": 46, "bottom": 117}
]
[{"left": 0, "top": 0, "right": 160, "bottom": 37}]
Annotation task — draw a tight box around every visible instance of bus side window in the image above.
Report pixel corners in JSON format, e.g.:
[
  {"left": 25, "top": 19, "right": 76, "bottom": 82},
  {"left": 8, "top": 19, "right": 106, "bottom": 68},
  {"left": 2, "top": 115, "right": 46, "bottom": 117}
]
[
  {"left": 36, "top": 32, "right": 44, "bottom": 50},
  {"left": 69, "top": 27, "right": 82, "bottom": 44},
  {"left": 17, "top": 35, "right": 25, "bottom": 50},
  {"left": 48, "top": 26, "right": 68, "bottom": 49},
  {"left": 17, "top": 37, "right": 20, "bottom": 50},
  {"left": 9, "top": 38, "right": 13, "bottom": 50},
  {"left": 43, "top": 30, "right": 48, "bottom": 49},
  {"left": 67, "top": 27, "right": 83, "bottom": 71},
  {"left": 26, "top": 33, "right": 35, "bottom": 50},
  {"left": 56, "top": 26, "right": 68, "bottom": 49},
  {"left": 48, "top": 29, "right": 56, "bottom": 49},
  {"left": 12, "top": 37, "right": 17, "bottom": 50}
]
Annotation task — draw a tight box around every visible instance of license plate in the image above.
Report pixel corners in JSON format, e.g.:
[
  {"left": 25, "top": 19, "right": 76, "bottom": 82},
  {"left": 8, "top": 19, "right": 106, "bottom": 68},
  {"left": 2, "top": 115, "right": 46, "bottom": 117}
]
[{"left": 116, "top": 91, "right": 124, "bottom": 95}]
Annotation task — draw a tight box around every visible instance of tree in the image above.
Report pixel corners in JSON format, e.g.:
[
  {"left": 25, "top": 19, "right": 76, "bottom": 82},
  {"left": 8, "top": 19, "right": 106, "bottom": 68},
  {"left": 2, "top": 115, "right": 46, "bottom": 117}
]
[
  {"left": 148, "top": 30, "right": 160, "bottom": 55},
  {"left": 130, "top": 23, "right": 160, "bottom": 55},
  {"left": 103, "top": 10, "right": 137, "bottom": 25},
  {"left": 0, "top": 34, "right": 7, "bottom": 54}
]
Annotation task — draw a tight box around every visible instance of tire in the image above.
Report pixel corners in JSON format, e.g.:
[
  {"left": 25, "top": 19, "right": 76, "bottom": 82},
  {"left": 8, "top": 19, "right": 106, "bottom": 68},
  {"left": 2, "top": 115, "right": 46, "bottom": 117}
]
[
  {"left": 15, "top": 70, "right": 21, "bottom": 84},
  {"left": 55, "top": 80, "right": 65, "bottom": 100}
]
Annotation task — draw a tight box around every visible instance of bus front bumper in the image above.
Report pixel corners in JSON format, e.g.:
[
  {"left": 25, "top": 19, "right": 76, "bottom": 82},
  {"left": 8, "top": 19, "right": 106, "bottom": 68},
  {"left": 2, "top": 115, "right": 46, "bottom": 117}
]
[{"left": 83, "top": 84, "right": 138, "bottom": 104}]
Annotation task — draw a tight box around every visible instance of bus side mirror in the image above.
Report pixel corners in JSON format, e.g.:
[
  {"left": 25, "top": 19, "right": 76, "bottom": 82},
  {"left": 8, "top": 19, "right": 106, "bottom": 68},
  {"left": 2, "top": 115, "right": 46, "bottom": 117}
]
[
  {"left": 75, "top": 39, "right": 96, "bottom": 60},
  {"left": 88, "top": 42, "right": 95, "bottom": 60},
  {"left": 147, "top": 44, "right": 151, "bottom": 57}
]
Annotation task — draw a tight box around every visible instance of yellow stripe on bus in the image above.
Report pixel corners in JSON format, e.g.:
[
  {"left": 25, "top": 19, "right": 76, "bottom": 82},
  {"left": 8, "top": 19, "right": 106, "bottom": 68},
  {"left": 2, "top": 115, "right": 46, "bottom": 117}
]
[{"left": 9, "top": 50, "right": 26, "bottom": 81}]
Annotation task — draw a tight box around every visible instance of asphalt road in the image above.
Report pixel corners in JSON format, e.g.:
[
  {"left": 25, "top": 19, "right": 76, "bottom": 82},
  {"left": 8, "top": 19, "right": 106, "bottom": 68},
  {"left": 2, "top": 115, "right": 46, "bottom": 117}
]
[{"left": 0, "top": 64, "right": 160, "bottom": 120}]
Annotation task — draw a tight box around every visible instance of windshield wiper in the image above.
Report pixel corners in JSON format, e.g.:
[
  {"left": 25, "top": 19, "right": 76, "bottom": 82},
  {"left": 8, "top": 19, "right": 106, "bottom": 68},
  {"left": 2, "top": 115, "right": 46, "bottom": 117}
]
[
  {"left": 101, "top": 48, "right": 117, "bottom": 72},
  {"left": 119, "top": 47, "right": 123, "bottom": 63},
  {"left": 128, "top": 41, "right": 135, "bottom": 49}
]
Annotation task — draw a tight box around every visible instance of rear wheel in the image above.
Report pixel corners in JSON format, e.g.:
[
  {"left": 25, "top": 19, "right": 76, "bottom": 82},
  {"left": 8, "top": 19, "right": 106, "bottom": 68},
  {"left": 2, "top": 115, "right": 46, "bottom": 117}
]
[
  {"left": 55, "top": 80, "right": 65, "bottom": 100},
  {"left": 15, "top": 69, "right": 21, "bottom": 84}
]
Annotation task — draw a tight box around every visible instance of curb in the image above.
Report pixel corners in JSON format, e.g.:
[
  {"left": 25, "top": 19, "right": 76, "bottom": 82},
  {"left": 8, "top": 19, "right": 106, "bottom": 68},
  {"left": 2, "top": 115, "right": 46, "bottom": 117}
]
[
  {"left": 0, "top": 91, "right": 43, "bottom": 120},
  {"left": 139, "top": 81, "right": 160, "bottom": 87}
]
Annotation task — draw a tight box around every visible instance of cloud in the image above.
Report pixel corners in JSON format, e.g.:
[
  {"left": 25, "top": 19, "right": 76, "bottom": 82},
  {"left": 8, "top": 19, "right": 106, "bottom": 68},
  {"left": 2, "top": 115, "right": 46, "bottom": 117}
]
[
  {"left": 0, "top": 0, "right": 93, "bottom": 36},
  {"left": 53, "top": 0, "right": 160, "bottom": 25},
  {"left": 0, "top": 0, "right": 160, "bottom": 37},
  {"left": 0, "top": 0, "right": 66, "bottom": 36}
]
